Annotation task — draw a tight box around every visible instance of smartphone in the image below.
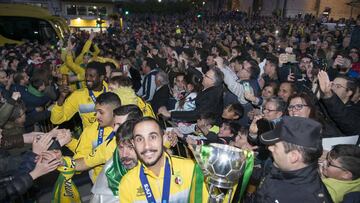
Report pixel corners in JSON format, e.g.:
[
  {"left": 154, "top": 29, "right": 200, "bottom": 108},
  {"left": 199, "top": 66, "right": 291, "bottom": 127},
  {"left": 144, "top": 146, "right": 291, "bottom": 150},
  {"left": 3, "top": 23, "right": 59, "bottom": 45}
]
[
  {"left": 123, "top": 64, "right": 128, "bottom": 73},
  {"left": 287, "top": 54, "right": 296, "bottom": 63},
  {"left": 243, "top": 82, "right": 251, "bottom": 92}
]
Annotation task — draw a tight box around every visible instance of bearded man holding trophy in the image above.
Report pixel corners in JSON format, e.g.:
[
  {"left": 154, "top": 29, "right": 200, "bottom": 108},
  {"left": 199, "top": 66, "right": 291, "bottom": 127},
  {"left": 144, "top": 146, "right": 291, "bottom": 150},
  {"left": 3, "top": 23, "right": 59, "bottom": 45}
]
[{"left": 118, "top": 117, "right": 254, "bottom": 203}]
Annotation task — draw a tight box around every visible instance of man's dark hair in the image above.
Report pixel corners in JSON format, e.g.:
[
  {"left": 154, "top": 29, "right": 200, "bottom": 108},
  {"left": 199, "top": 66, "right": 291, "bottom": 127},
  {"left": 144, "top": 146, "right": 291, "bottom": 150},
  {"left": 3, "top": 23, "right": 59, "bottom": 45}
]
[
  {"left": 113, "top": 104, "right": 143, "bottom": 121},
  {"left": 283, "top": 141, "right": 323, "bottom": 165},
  {"left": 86, "top": 61, "right": 106, "bottom": 76},
  {"left": 336, "top": 75, "right": 357, "bottom": 99},
  {"left": 223, "top": 122, "right": 242, "bottom": 135},
  {"left": 199, "top": 112, "right": 217, "bottom": 127},
  {"left": 30, "top": 77, "right": 45, "bottom": 90},
  {"left": 8, "top": 101, "right": 26, "bottom": 122},
  {"left": 133, "top": 117, "right": 164, "bottom": 136},
  {"left": 230, "top": 56, "right": 245, "bottom": 64},
  {"left": 227, "top": 103, "right": 244, "bottom": 119},
  {"left": 13, "top": 72, "right": 26, "bottom": 84},
  {"left": 109, "top": 76, "right": 133, "bottom": 87},
  {"left": 246, "top": 59, "right": 260, "bottom": 79},
  {"left": 145, "top": 57, "right": 157, "bottom": 70},
  {"left": 210, "top": 67, "right": 224, "bottom": 86},
  {"left": 266, "top": 55, "right": 279, "bottom": 68},
  {"left": 329, "top": 144, "right": 360, "bottom": 180},
  {"left": 104, "top": 62, "right": 117, "bottom": 72},
  {"left": 116, "top": 119, "right": 137, "bottom": 145},
  {"left": 96, "top": 92, "right": 121, "bottom": 107},
  {"left": 232, "top": 46, "right": 243, "bottom": 54}
]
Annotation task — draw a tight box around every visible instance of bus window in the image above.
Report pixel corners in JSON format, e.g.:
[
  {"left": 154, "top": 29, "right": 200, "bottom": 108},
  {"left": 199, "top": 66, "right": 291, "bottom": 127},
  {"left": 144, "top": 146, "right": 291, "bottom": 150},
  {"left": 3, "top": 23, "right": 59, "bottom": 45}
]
[{"left": 0, "top": 16, "right": 57, "bottom": 43}]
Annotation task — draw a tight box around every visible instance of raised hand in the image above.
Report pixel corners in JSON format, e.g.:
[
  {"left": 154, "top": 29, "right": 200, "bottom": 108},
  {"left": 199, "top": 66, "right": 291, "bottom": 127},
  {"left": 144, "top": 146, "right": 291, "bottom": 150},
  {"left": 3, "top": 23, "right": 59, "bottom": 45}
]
[
  {"left": 32, "top": 134, "right": 53, "bottom": 155},
  {"left": 11, "top": 92, "right": 21, "bottom": 101},
  {"left": 249, "top": 115, "right": 263, "bottom": 135},
  {"left": 317, "top": 70, "right": 333, "bottom": 98},
  {"left": 56, "top": 129, "right": 72, "bottom": 147},
  {"left": 29, "top": 153, "right": 61, "bottom": 180}
]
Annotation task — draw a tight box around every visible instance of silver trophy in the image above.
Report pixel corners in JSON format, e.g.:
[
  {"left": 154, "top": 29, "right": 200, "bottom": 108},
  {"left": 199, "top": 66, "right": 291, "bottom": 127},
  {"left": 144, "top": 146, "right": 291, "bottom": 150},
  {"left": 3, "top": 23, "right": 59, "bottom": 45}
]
[{"left": 191, "top": 143, "right": 247, "bottom": 203}]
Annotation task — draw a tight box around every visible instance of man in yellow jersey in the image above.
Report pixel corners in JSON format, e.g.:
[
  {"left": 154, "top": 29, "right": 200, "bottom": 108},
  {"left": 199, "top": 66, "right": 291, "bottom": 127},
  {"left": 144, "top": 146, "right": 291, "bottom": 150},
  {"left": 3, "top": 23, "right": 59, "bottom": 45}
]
[
  {"left": 58, "top": 92, "right": 121, "bottom": 183},
  {"left": 118, "top": 117, "right": 196, "bottom": 202},
  {"left": 90, "top": 119, "right": 139, "bottom": 203},
  {"left": 73, "top": 105, "right": 143, "bottom": 183},
  {"left": 51, "top": 61, "right": 108, "bottom": 129}
]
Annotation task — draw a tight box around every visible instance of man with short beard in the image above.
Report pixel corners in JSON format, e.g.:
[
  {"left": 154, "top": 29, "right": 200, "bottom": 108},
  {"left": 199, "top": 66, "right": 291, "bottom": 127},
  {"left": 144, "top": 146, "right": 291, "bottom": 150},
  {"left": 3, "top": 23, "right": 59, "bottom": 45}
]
[
  {"left": 90, "top": 120, "right": 139, "bottom": 203},
  {"left": 51, "top": 61, "right": 108, "bottom": 128},
  {"left": 118, "top": 117, "right": 197, "bottom": 202}
]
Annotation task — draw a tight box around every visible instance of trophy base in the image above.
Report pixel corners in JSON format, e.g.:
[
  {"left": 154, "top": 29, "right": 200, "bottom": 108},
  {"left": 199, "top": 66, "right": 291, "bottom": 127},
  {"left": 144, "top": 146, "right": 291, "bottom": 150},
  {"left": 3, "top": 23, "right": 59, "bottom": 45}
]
[{"left": 208, "top": 176, "right": 234, "bottom": 189}]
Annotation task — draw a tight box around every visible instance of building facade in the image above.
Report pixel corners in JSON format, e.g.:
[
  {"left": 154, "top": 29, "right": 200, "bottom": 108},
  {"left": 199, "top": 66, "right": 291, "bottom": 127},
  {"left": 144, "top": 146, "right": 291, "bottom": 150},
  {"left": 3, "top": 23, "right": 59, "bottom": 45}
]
[{"left": 232, "top": 0, "right": 360, "bottom": 19}]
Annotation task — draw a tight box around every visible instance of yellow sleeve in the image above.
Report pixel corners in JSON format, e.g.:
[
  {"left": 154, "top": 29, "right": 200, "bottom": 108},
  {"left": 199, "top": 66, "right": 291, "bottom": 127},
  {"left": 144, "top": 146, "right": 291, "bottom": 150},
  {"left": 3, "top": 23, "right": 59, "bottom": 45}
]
[
  {"left": 65, "top": 53, "right": 85, "bottom": 78},
  {"left": 59, "top": 63, "right": 70, "bottom": 75},
  {"left": 83, "top": 139, "right": 116, "bottom": 168},
  {"left": 72, "top": 126, "right": 95, "bottom": 159},
  {"left": 50, "top": 92, "right": 80, "bottom": 125},
  {"left": 66, "top": 138, "right": 79, "bottom": 153},
  {"left": 75, "top": 39, "right": 92, "bottom": 64},
  {"left": 92, "top": 44, "right": 100, "bottom": 57}
]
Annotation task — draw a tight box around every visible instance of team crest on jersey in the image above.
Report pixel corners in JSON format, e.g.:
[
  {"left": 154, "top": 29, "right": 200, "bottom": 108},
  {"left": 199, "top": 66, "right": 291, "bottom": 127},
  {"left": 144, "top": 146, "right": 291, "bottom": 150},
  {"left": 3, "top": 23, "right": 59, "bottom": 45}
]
[{"left": 136, "top": 186, "right": 145, "bottom": 197}]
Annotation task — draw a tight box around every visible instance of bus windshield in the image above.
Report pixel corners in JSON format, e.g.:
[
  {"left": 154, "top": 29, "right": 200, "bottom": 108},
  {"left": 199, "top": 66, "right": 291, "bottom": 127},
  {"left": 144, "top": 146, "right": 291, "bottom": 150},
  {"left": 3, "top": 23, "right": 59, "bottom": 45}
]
[{"left": 0, "top": 16, "right": 58, "bottom": 44}]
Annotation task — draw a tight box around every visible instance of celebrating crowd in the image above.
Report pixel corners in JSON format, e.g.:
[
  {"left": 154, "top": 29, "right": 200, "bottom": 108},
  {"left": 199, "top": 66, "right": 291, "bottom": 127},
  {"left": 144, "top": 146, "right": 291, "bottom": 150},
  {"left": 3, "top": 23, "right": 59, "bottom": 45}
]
[{"left": 0, "top": 11, "right": 359, "bottom": 203}]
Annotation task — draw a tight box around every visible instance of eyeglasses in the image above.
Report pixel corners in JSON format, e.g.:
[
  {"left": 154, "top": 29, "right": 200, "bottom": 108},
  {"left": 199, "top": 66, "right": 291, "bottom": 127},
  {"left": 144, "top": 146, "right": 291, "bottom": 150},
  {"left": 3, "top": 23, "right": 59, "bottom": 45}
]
[
  {"left": 288, "top": 104, "right": 308, "bottom": 111},
  {"left": 262, "top": 108, "right": 278, "bottom": 113},
  {"left": 324, "top": 154, "right": 348, "bottom": 171},
  {"left": 331, "top": 83, "right": 347, "bottom": 90}
]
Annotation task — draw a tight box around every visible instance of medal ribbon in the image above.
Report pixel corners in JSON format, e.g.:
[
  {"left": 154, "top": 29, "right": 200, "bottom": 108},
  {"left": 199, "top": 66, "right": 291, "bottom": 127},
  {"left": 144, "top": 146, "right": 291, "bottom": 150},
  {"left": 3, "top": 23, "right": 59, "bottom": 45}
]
[
  {"left": 89, "top": 86, "right": 106, "bottom": 103},
  {"left": 97, "top": 127, "right": 115, "bottom": 146},
  {"left": 139, "top": 158, "right": 171, "bottom": 203}
]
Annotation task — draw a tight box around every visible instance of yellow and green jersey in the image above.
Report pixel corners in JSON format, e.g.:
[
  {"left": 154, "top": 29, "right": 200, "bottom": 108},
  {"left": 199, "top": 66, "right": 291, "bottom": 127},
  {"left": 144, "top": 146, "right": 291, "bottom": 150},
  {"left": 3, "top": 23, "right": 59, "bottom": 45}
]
[
  {"left": 50, "top": 82, "right": 108, "bottom": 129},
  {"left": 66, "top": 121, "right": 115, "bottom": 182},
  {"left": 118, "top": 154, "right": 196, "bottom": 203}
]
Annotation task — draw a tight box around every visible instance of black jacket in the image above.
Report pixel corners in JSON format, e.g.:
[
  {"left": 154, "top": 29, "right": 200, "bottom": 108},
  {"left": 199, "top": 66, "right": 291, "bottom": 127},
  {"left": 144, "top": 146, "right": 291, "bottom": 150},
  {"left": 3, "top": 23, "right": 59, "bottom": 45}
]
[
  {"left": 0, "top": 173, "right": 34, "bottom": 202},
  {"left": 150, "top": 85, "right": 170, "bottom": 114},
  {"left": 171, "top": 85, "right": 223, "bottom": 122},
  {"left": 321, "top": 94, "right": 360, "bottom": 136},
  {"left": 255, "top": 164, "right": 333, "bottom": 203},
  {"left": 202, "top": 132, "right": 234, "bottom": 145},
  {"left": 0, "top": 151, "right": 37, "bottom": 202}
]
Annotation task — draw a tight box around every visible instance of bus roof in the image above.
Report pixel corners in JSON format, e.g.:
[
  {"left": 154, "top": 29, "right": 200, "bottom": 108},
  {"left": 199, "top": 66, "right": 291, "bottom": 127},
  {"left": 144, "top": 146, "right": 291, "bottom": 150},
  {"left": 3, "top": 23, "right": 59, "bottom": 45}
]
[{"left": 0, "top": 3, "right": 54, "bottom": 18}]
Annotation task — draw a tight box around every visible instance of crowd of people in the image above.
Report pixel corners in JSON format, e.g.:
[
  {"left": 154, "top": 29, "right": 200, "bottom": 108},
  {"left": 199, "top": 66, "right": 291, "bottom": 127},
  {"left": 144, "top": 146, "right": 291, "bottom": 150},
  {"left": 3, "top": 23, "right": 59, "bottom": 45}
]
[{"left": 0, "top": 10, "right": 360, "bottom": 203}]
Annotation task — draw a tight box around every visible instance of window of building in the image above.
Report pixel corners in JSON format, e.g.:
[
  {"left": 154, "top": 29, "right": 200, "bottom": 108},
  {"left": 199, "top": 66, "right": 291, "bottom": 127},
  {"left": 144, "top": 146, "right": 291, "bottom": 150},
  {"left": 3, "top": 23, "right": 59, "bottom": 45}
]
[
  {"left": 98, "top": 7, "right": 107, "bottom": 15},
  {"left": 88, "top": 6, "right": 97, "bottom": 16},
  {"left": 77, "top": 6, "right": 87, "bottom": 16},
  {"left": 67, "top": 5, "right": 77, "bottom": 15}
]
